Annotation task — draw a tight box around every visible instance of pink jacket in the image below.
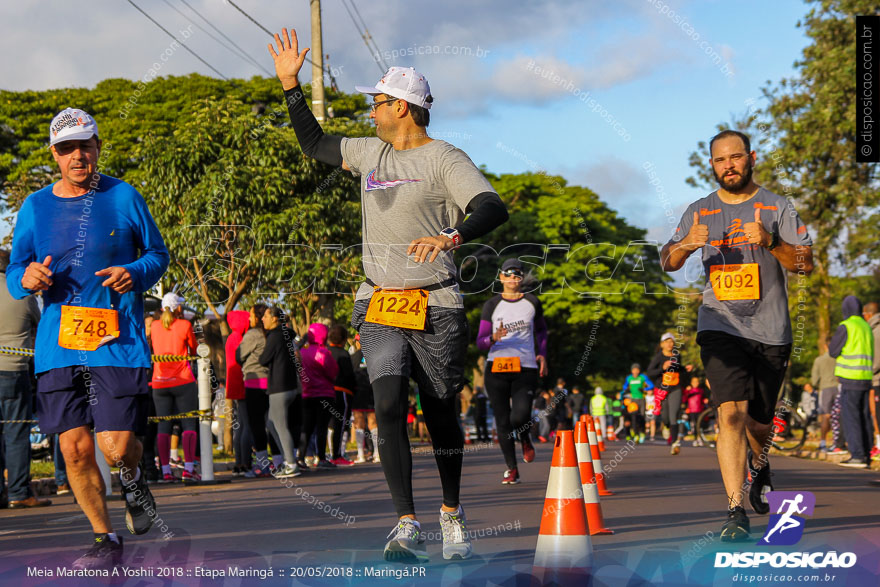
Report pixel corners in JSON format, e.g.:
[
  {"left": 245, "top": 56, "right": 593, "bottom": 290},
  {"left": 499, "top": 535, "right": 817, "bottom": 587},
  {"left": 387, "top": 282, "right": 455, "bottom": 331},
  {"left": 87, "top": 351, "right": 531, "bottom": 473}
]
[
  {"left": 300, "top": 323, "right": 339, "bottom": 399},
  {"left": 683, "top": 386, "right": 705, "bottom": 414}
]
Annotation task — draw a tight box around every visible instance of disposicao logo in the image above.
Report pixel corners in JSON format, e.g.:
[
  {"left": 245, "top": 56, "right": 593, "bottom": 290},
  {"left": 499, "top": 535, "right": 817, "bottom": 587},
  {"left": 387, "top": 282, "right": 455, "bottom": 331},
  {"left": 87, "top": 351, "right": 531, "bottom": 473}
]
[
  {"left": 714, "top": 491, "right": 858, "bottom": 570},
  {"left": 760, "top": 490, "right": 814, "bottom": 545}
]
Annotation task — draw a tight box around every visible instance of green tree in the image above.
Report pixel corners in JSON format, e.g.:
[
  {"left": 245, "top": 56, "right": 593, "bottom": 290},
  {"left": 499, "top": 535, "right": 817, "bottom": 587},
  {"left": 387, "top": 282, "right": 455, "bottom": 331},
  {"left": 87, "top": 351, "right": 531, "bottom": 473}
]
[{"left": 462, "top": 172, "right": 676, "bottom": 388}]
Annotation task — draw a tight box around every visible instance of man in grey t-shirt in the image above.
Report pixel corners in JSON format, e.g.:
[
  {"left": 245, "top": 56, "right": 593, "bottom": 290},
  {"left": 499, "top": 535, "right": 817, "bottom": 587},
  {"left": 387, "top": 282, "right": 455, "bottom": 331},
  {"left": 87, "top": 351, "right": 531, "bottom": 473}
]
[
  {"left": 269, "top": 29, "right": 508, "bottom": 563},
  {"left": 661, "top": 130, "right": 814, "bottom": 542}
]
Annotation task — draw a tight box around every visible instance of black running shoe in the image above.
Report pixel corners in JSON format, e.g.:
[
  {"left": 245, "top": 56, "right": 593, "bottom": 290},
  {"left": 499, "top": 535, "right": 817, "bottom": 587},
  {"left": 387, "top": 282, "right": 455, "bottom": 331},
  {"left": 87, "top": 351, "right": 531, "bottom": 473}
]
[
  {"left": 747, "top": 448, "right": 772, "bottom": 515},
  {"left": 120, "top": 470, "right": 157, "bottom": 535},
  {"left": 720, "top": 506, "right": 750, "bottom": 542},
  {"left": 72, "top": 534, "right": 123, "bottom": 570}
]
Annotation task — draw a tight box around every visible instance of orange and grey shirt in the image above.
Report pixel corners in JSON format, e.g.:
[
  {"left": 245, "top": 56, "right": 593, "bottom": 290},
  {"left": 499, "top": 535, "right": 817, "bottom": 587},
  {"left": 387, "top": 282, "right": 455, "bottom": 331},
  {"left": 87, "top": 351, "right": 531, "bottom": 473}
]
[{"left": 669, "top": 188, "right": 811, "bottom": 345}]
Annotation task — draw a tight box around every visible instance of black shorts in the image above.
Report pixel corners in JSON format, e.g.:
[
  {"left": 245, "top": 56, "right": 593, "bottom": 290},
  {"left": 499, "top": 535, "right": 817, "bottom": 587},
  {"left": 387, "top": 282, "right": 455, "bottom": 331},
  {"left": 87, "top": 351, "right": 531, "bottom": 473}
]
[
  {"left": 697, "top": 330, "right": 791, "bottom": 425},
  {"left": 351, "top": 299, "right": 468, "bottom": 400}
]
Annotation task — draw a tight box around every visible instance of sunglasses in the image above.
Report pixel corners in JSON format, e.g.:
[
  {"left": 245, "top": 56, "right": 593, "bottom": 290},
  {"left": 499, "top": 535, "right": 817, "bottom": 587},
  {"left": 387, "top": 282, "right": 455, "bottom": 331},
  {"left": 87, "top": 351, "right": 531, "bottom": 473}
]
[
  {"left": 501, "top": 270, "right": 523, "bottom": 278},
  {"left": 369, "top": 97, "right": 399, "bottom": 112}
]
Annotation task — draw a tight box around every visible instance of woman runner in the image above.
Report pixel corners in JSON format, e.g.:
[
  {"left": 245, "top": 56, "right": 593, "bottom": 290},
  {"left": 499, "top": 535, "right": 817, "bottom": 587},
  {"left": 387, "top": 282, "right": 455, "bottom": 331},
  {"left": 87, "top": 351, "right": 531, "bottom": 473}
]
[{"left": 476, "top": 259, "right": 548, "bottom": 484}]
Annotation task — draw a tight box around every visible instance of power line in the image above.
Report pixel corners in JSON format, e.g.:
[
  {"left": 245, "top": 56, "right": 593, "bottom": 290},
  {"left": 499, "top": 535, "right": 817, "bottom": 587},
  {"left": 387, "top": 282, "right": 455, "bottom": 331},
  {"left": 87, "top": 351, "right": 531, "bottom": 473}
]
[
  {"left": 340, "top": 0, "right": 386, "bottom": 74},
  {"left": 164, "top": 0, "right": 274, "bottom": 77},
  {"left": 179, "top": 0, "right": 271, "bottom": 76},
  {"left": 126, "top": 0, "right": 229, "bottom": 80},
  {"left": 349, "top": 0, "right": 388, "bottom": 70}
]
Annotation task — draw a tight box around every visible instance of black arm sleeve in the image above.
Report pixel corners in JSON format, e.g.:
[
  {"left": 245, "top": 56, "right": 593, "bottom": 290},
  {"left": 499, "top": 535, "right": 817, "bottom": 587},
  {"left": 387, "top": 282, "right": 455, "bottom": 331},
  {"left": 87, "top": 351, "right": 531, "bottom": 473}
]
[
  {"left": 283, "top": 86, "right": 344, "bottom": 167},
  {"left": 455, "top": 192, "right": 509, "bottom": 243},
  {"left": 645, "top": 352, "right": 664, "bottom": 381}
]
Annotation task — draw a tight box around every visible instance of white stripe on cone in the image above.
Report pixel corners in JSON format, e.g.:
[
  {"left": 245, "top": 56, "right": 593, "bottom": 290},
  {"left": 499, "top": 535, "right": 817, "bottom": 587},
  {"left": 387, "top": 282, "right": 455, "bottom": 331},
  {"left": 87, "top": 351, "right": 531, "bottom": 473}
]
[
  {"left": 534, "top": 534, "right": 592, "bottom": 569},
  {"left": 545, "top": 464, "right": 583, "bottom": 501},
  {"left": 588, "top": 429, "right": 605, "bottom": 471},
  {"left": 575, "top": 442, "right": 600, "bottom": 505}
]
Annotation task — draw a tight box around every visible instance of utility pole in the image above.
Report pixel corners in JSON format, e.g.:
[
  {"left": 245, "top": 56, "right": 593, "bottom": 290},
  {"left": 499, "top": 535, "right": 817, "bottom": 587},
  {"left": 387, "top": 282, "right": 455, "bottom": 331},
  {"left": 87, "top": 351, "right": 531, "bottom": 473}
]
[{"left": 310, "top": 0, "right": 326, "bottom": 123}]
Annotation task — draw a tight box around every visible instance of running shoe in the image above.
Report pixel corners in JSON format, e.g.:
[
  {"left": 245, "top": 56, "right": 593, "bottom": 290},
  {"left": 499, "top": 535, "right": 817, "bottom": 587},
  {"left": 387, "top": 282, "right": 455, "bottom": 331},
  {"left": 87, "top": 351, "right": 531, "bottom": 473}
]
[
  {"left": 72, "top": 535, "right": 123, "bottom": 570},
  {"left": 439, "top": 506, "right": 473, "bottom": 560},
  {"left": 245, "top": 467, "right": 272, "bottom": 479},
  {"left": 537, "top": 436, "right": 548, "bottom": 443},
  {"left": 159, "top": 473, "right": 177, "bottom": 484},
  {"left": 829, "top": 447, "right": 849, "bottom": 455},
  {"left": 720, "top": 506, "right": 750, "bottom": 542},
  {"left": 383, "top": 518, "right": 428, "bottom": 563},
  {"left": 314, "top": 459, "right": 336, "bottom": 469},
  {"left": 638, "top": 433, "right": 645, "bottom": 444},
  {"left": 372, "top": 453, "right": 381, "bottom": 464},
  {"left": 521, "top": 437, "right": 536, "bottom": 463},
  {"left": 747, "top": 448, "right": 772, "bottom": 515},
  {"left": 671, "top": 440, "right": 681, "bottom": 455},
  {"left": 274, "top": 464, "right": 303, "bottom": 478},
  {"left": 169, "top": 457, "right": 184, "bottom": 470},
  {"left": 331, "top": 457, "right": 355, "bottom": 467},
  {"left": 56, "top": 483, "right": 71, "bottom": 495},
  {"left": 182, "top": 470, "right": 201, "bottom": 483},
  {"left": 120, "top": 472, "right": 157, "bottom": 535},
  {"left": 502, "top": 468, "right": 520, "bottom": 485},
  {"left": 354, "top": 455, "right": 368, "bottom": 464},
  {"left": 838, "top": 458, "right": 869, "bottom": 469}
]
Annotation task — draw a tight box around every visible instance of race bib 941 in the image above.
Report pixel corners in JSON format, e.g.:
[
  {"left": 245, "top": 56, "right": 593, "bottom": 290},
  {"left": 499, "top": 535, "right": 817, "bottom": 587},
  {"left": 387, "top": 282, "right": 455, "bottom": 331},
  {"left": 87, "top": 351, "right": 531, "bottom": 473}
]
[
  {"left": 491, "top": 357, "right": 522, "bottom": 373},
  {"left": 59, "top": 306, "right": 120, "bottom": 351},
  {"left": 365, "top": 289, "right": 428, "bottom": 330},
  {"left": 709, "top": 263, "right": 760, "bottom": 301}
]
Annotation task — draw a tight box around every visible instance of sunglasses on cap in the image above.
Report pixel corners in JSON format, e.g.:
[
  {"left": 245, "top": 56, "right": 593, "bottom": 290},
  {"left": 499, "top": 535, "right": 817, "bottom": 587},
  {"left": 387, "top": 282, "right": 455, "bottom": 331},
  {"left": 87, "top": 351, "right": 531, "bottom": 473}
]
[{"left": 501, "top": 269, "right": 523, "bottom": 278}]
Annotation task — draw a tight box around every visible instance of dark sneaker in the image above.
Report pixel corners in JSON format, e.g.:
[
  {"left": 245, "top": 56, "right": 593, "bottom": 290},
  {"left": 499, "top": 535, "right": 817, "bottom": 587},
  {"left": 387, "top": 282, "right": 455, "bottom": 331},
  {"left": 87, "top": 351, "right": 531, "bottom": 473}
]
[
  {"left": 838, "top": 458, "right": 869, "bottom": 469},
  {"left": 720, "top": 506, "right": 750, "bottom": 542},
  {"left": 314, "top": 459, "right": 336, "bottom": 469},
  {"left": 502, "top": 468, "right": 520, "bottom": 485},
  {"left": 120, "top": 472, "right": 157, "bottom": 535},
  {"left": 522, "top": 437, "right": 536, "bottom": 463},
  {"left": 72, "top": 535, "right": 123, "bottom": 570},
  {"left": 747, "top": 448, "right": 772, "bottom": 515},
  {"left": 383, "top": 518, "right": 428, "bottom": 563},
  {"left": 439, "top": 506, "right": 473, "bottom": 560}
]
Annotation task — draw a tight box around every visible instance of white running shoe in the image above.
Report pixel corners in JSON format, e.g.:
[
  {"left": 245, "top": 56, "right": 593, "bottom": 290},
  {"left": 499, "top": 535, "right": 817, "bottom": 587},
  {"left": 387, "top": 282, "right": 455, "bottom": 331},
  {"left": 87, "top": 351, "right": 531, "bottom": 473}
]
[
  {"left": 383, "top": 518, "right": 428, "bottom": 563},
  {"left": 439, "top": 506, "right": 473, "bottom": 560}
]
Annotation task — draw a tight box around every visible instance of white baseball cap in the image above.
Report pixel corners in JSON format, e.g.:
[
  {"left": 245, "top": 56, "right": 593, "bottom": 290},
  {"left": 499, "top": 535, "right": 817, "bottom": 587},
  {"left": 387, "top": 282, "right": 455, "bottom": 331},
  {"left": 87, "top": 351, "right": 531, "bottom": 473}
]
[
  {"left": 355, "top": 66, "right": 433, "bottom": 110},
  {"left": 161, "top": 292, "right": 185, "bottom": 312},
  {"left": 661, "top": 332, "right": 675, "bottom": 342},
  {"left": 49, "top": 108, "right": 99, "bottom": 147}
]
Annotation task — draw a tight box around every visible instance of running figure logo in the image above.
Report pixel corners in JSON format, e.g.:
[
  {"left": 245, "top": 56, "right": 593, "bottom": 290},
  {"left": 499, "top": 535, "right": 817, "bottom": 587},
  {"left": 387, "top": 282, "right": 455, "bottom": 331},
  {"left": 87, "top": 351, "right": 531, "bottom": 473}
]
[{"left": 759, "top": 491, "right": 815, "bottom": 545}]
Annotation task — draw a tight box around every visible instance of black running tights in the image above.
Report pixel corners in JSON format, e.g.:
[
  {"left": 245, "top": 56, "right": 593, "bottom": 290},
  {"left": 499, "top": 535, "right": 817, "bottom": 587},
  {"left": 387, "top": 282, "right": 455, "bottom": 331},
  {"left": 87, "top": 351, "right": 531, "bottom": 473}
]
[
  {"left": 485, "top": 368, "right": 537, "bottom": 470},
  {"left": 373, "top": 375, "right": 463, "bottom": 517}
]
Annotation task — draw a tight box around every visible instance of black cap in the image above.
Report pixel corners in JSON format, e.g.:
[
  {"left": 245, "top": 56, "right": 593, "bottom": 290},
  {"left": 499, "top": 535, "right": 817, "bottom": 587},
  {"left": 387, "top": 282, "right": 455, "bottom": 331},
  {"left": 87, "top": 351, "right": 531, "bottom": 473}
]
[{"left": 501, "top": 258, "right": 523, "bottom": 272}]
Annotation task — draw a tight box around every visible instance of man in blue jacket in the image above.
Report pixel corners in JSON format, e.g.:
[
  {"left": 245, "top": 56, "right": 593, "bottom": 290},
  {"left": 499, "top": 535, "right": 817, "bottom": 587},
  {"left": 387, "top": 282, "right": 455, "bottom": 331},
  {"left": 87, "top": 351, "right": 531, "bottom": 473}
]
[
  {"left": 828, "top": 295, "right": 875, "bottom": 468},
  {"left": 7, "top": 109, "right": 169, "bottom": 568}
]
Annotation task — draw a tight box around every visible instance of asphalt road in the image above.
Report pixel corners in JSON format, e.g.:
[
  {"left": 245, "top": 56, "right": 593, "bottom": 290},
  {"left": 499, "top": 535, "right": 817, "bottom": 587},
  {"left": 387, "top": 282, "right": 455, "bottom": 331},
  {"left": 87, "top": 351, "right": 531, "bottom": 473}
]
[{"left": 2, "top": 438, "right": 879, "bottom": 586}]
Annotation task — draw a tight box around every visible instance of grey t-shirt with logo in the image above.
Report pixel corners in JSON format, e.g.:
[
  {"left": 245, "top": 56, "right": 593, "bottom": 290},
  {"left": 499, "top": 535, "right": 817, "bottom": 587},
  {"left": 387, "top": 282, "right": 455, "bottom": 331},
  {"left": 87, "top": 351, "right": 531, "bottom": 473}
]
[
  {"left": 341, "top": 137, "right": 495, "bottom": 308},
  {"left": 669, "top": 187, "right": 812, "bottom": 345}
]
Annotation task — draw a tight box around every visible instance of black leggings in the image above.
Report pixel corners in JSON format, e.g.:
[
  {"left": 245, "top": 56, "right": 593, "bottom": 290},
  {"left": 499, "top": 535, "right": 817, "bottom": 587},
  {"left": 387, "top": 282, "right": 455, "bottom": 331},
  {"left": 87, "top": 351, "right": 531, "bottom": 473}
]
[
  {"left": 330, "top": 391, "right": 351, "bottom": 460},
  {"left": 245, "top": 388, "right": 280, "bottom": 456},
  {"left": 300, "top": 397, "right": 333, "bottom": 461},
  {"left": 373, "top": 375, "right": 463, "bottom": 517},
  {"left": 485, "top": 367, "right": 537, "bottom": 470},
  {"left": 662, "top": 388, "right": 683, "bottom": 443},
  {"left": 153, "top": 382, "right": 198, "bottom": 435}
]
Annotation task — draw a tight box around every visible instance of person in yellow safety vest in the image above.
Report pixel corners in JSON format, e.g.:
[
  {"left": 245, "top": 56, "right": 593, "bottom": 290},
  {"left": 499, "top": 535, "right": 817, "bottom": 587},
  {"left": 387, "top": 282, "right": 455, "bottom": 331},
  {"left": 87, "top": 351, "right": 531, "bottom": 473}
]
[
  {"left": 590, "top": 387, "right": 610, "bottom": 439},
  {"left": 828, "top": 295, "right": 875, "bottom": 468}
]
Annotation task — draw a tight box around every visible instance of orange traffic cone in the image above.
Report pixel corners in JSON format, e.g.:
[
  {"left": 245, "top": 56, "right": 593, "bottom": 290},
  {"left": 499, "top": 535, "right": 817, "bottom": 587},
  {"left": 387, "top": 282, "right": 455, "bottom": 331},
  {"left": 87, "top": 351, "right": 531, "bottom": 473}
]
[
  {"left": 533, "top": 430, "right": 592, "bottom": 584},
  {"left": 464, "top": 426, "right": 472, "bottom": 445},
  {"left": 575, "top": 422, "right": 613, "bottom": 535},
  {"left": 595, "top": 419, "right": 606, "bottom": 452},
  {"left": 586, "top": 417, "right": 614, "bottom": 496}
]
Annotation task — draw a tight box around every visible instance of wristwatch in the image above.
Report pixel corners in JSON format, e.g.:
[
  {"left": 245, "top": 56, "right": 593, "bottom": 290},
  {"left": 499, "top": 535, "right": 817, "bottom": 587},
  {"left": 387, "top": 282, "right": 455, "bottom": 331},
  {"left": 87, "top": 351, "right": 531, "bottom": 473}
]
[
  {"left": 767, "top": 230, "right": 780, "bottom": 250},
  {"left": 440, "top": 227, "right": 462, "bottom": 247}
]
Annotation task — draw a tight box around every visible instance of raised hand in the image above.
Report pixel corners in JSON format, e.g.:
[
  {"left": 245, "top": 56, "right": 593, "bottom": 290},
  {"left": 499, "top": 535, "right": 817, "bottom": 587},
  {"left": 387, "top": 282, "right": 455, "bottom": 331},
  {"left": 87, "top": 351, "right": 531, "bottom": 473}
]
[
  {"left": 683, "top": 211, "right": 709, "bottom": 251},
  {"left": 744, "top": 207, "right": 770, "bottom": 247},
  {"left": 95, "top": 266, "right": 133, "bottom": 293},
  {"left": 267, "top": 27, "right": 310, "bottom": 91}
]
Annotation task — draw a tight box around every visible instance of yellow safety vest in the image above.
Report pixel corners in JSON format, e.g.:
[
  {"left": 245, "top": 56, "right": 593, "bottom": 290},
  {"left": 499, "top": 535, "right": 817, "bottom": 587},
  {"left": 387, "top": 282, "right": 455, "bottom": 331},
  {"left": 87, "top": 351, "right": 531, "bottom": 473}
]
[{"left": 834, "top": 316, "right": 874, "bottom": 381}]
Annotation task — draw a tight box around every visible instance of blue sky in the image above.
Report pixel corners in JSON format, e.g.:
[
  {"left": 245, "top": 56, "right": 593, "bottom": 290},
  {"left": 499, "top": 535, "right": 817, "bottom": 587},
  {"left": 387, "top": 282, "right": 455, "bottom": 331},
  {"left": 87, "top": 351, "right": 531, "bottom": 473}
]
[{"left": 1, "top": 0, "right": 812, "bottom": 245}]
